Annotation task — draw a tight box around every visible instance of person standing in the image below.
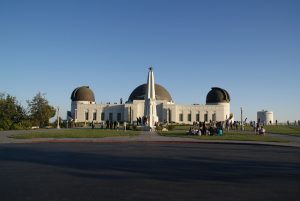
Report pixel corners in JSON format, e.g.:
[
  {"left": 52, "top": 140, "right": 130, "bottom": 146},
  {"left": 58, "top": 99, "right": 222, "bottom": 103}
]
[
  {"left": 124, "top": 122, "right": 127, "bottom": 131},
  {"left": 106, "top": 120, "right": 109, "bottom": 129},
  {"left": 91, "top": 120, "right": 95, "bottom": 129},
  {"left": 110, "top": 121, "right": 113, "bottom": 129}
]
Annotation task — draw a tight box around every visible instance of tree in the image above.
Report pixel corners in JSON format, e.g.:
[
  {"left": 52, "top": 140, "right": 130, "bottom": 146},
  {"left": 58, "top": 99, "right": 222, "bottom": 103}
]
[
  {"left": 0, "top": 93, "right": 29, "bottom": 130},
  {"left": 27, "top": 92, "right": 56, "bottom": 128}
]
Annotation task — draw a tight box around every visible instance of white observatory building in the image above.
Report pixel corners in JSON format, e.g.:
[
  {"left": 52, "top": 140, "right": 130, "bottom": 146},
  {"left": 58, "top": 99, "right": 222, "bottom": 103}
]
[{"left": 68, "top": 68, "right": 232, "bottom": 125}]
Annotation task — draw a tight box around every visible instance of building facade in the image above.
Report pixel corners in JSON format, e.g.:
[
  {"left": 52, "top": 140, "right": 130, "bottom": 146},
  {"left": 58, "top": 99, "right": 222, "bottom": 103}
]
[
  {"left": 68, "top": 70, "right": 232, "bottom": 125},
  {"left": 257, "top": 110, "right": 274, "bottom": 125}
]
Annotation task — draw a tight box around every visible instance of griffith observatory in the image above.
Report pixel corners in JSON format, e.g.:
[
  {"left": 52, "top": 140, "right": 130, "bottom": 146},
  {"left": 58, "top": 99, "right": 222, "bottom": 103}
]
[{"left": 68, "top": 68, "right": 232, "bottom": 127}]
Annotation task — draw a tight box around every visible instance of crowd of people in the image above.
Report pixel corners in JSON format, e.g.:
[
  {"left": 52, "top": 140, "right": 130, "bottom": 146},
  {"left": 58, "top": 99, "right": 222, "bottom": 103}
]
[
  {"left": 187, "top": 121, "right": 223, "bottom": 136},
  {"left": 249, "top": 121, "right": 266, "bottom": 135},
  {"left": 136, "top": 117, "right": 148, "bottom": 126},
  {"left": 91, "top": 120, "right": 120, "bottom": 130},
  {"left": 89, "top": 117, "right": 272, "bottom": 136},
  {"left": 224, "top": 120, "right": 242, "bottom": 130},
  {"left": 186, "top": 120, "right": 268, "bottom": 136}
]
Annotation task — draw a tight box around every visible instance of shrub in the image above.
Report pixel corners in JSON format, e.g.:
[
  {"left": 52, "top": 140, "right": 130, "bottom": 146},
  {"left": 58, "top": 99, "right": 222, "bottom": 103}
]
[
  {"left": 132, "top": 125, "right": 143, "bottom": 131},
  {"left": 167, "top": 125, "right": 175, "bottom": 131},
  {"left": 156, "top": 125, "right": 163, "bottom": 131},
  {"left": 126, "top": 124, "right": 132, "bottom": 130}
]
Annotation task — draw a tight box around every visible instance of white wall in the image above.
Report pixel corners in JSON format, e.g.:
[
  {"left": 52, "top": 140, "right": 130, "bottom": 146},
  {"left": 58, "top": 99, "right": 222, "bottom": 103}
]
[
  {"left": 72, "top": 100, "right": 231, "bottom": 124},
  {"left": 257, "top": 111, "right": 274, "bottom": 125}
]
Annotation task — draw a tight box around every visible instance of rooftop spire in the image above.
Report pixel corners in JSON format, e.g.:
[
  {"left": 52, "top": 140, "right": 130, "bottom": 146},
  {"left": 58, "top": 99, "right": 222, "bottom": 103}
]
[
  {"left": 146, "top": 66, "right": 155, "bottom": 100},
  {"left": 144, "top": 66, "right": 158, "bottom": 129}
]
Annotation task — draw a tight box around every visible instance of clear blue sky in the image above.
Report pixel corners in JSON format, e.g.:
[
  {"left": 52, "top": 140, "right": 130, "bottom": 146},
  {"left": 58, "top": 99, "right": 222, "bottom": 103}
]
[{"left": 0, "top": 0, "right": 299, "bottom": 122}]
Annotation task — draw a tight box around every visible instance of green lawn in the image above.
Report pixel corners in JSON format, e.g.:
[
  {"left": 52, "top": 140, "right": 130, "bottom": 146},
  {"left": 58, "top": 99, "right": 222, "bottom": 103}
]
[
  {"left": 159, "top": 130, "right": 289, "bottom": 143},
  {"left": 264, "top": 126, "right": 300, "bottom": 136},
  {"left": 10, "top": 129, "right": 139, "bottom": 139},
  {"left": 9, "top": 125, "right": 298, "bottom": 143},
  {"left": 243, "top": 125, "right": 300, "bottom": 136}
]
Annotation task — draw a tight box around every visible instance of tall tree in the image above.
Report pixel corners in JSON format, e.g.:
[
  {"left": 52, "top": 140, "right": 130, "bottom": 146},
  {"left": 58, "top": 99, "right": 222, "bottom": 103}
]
[
  {"left": 27, "top": 92, "right": 56, "bottom": 128},
  {"left": 0, "top": 93, "right": 29, "bottom": 130}
]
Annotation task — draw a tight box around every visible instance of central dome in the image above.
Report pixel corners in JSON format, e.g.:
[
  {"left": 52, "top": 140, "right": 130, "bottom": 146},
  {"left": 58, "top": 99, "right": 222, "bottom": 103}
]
[{"left": 128, "top": 84, "right": 172, "bottom": 102}]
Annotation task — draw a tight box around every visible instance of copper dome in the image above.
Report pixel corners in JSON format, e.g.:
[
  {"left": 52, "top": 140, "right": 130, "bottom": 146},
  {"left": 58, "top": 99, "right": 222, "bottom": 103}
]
[
  {"left": 128, "top": 84, "right": 172, "bottom": 102},
  {"left": 71, "top": 86, "right": 95, "bottom": 102},
  {"left": 206, "top": 87, "right": 230, "bottom": 104}
]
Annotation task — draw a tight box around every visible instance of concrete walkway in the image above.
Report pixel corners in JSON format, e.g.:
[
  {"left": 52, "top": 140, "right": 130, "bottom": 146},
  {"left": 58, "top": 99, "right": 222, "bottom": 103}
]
[
  {"left": 0, "top": 129, "right": 300, "bottom": 147},
  {"left": 269, "top": 133, "right": 300, "bottom": 144}
]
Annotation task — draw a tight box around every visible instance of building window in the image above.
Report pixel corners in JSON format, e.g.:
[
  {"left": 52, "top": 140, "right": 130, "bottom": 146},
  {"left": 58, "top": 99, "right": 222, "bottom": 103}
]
[
  {"left": 85, "top": 110, "right": 89, "bottom": 121},
  {"left": 196, "top": 113, "right": 200, "bottom": 122},
  {"left": 109, "top": 113, "right": 113, "bottom": 121},
  {"left": 168, "top": 109, "right": 172, "bottom": 123},
  {"left": 93, "top": 110, "right": 97, "bottom": 121},
  {"left": 75, "top": 109, "right": 77, "bottom": 120},
  {"left": 117, "top": 113, "right": 121, "bottom": 121},
  {"left": 212, "top": 113, "right": 216, "bottom": 122},
  {"left": 129, "top": 107, "right": 132, "bottom": 122},
  {"left": 188, "top": 113, "right": 192, "bottom": 122},
  {"left": 204, "top": 112, "right": 208, "bottom": 122},
  {"left": 101, "top": 112, "right": 105, "bottom": 121},
  {"left": 179, "top": 113, "right": 183, "bottom": 122}
]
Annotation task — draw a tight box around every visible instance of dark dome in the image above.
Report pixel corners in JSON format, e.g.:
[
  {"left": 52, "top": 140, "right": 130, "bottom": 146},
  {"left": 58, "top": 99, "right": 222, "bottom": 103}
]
[
  {"left": 71, "top": 86, "right": 95, "bottom": 102},
  {"left": 206, "top": 87, "right": 230, "bottom": 104},
  {"left": 128, "top": 84, "right": 172, "bottom": 102}
]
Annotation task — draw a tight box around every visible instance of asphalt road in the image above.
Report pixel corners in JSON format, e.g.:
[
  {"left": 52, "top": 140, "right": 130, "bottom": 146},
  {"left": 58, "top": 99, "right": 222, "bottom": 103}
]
[{"left": 0, "top": 142, "right": 299, "bottom": 201}]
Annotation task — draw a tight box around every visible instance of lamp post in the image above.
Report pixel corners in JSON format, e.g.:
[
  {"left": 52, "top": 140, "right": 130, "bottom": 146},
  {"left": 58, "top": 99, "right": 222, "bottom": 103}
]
[
  {"left": 167, "top": 108, "right": 169, "bottom": 124},
  {"left": 241, "top": 107, "right": 244, "bottom": 131},
  {"left": 57, "top": 106, "right": 60, "bottom": 129}
]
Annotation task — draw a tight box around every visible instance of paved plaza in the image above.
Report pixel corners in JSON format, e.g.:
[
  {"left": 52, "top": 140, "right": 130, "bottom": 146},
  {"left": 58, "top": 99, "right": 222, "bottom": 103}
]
[{"left": 0, "top": 135, "right": 300, "bottom": 201}]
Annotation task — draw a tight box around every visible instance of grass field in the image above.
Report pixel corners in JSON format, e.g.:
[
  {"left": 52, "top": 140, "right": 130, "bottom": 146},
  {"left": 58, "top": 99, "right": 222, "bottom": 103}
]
[
  {"left": 10, "top": 129, "right": 139, "bottom": 139},
  {"left": 264, "top": 125, "right": 300, "bottom": 136},
  {"left": 9, "top": 125, "right": 298, "bottom": 143},
  {"left": 243, "top": 125, "right": 300, "bottom": 136}
]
